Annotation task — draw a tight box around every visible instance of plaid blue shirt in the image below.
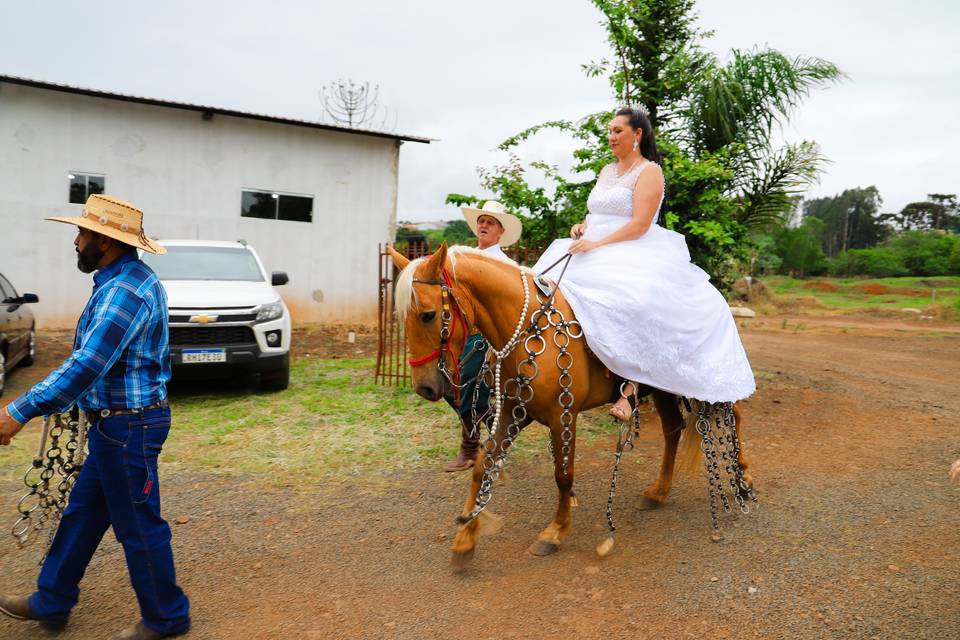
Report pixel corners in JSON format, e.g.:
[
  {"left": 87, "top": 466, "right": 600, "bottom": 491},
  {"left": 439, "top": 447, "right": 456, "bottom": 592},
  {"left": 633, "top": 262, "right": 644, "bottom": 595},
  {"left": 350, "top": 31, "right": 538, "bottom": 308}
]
[{"left": 8, "top": 252, "right": 171, "bottom": 423}]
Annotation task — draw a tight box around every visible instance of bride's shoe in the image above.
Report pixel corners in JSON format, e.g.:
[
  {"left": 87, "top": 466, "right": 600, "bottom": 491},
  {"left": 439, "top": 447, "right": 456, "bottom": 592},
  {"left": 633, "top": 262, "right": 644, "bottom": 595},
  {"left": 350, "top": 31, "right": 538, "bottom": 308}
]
[
  {"left": 609, "top": 396, "right": 633, "bottom": 421},
  {"left": 609, "top": 381, "right": 637, "bottom": 421}
]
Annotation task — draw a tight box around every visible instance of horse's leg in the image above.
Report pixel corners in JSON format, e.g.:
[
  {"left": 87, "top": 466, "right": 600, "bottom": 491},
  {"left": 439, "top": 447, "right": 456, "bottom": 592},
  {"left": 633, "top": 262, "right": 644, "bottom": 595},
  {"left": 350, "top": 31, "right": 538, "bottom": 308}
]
[
  {"left": 639, "top": 391, "right": 685, "bottom": 509},
  {"left": 732, "top": 402, "right": 755, "bottom": 496},
  {"left": 450, "top": 412, "right": 513, "bottom": 567},
  {"left": 529, "top": 420, "right": 576, "bottom": 556}
]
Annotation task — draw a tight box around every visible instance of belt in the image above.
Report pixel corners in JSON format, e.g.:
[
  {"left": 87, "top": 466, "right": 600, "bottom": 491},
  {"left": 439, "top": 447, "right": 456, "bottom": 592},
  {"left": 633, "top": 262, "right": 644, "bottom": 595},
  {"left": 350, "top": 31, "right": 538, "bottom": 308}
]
[{"left": 86, "top": 399, "right": 169, "bottom": 420}]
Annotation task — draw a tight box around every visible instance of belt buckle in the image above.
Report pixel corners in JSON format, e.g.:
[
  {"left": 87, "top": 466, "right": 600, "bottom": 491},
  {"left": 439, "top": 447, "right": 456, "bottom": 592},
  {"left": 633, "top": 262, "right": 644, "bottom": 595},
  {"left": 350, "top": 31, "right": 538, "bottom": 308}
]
[{"left": 99, "top": 409, "right": 111, "bottom": 418}]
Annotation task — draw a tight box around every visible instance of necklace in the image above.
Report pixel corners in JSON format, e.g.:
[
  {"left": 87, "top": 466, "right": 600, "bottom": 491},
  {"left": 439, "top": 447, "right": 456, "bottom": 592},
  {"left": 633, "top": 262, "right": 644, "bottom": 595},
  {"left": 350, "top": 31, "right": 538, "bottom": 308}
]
[{"left": 615, "top": 156, "right": 642, "bottom": 178}]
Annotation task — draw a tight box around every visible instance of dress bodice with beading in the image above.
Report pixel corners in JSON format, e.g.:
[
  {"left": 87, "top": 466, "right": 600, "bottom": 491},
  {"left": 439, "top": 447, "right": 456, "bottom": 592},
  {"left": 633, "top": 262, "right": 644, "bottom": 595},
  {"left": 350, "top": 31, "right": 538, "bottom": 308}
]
[{"left": 586, "top": 162, "right": 662, "bottom": 220}]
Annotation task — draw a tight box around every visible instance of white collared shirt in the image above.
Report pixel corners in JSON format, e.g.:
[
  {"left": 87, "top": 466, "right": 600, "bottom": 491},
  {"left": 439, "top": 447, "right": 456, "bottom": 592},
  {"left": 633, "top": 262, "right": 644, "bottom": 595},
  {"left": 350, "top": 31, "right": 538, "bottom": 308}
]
[{"left": 482, "top": 243, "right": 515, "bottom": 264}]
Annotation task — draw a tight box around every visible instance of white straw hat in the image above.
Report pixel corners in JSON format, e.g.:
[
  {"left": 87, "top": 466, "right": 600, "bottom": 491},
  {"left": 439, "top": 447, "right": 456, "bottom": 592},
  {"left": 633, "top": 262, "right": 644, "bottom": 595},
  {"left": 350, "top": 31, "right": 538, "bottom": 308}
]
[{"left": 461, "top": 201, "right": 522, "bottom": 247}]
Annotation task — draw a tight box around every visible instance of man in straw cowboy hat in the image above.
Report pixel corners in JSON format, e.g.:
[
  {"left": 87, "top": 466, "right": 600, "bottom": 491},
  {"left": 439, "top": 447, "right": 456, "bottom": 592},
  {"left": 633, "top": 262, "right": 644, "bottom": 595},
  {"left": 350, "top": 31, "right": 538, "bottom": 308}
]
[
  {"left": 0, "top": 195, "right": 190, "bottom": 639},
  {"left": 441, "top": 201, "right": 522, "bottom": 471}
]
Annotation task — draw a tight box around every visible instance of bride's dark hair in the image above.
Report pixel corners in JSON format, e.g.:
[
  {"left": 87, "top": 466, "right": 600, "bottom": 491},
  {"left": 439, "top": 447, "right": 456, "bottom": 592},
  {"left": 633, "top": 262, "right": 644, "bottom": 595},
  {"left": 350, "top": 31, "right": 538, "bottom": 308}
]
[{"left": 616, "top": 107, "right": 660, "bottom": 163}]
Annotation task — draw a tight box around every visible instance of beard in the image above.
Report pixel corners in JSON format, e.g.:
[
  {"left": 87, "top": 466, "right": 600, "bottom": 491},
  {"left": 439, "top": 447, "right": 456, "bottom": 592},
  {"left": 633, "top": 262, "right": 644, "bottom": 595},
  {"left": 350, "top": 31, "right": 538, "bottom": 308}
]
[{"left": 76, "top": 242, "right": 104, "bottom": 273}]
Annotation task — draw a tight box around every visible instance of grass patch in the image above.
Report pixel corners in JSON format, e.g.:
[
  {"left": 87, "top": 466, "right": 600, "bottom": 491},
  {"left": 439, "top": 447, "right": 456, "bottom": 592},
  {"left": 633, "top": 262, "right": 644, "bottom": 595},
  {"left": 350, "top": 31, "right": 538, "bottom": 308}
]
[
  {"left": 1, "top": 358, "right": 623, "bottom": 483},
  {"left": 763, "top": 276, "right": 960, "bottom": 318}
]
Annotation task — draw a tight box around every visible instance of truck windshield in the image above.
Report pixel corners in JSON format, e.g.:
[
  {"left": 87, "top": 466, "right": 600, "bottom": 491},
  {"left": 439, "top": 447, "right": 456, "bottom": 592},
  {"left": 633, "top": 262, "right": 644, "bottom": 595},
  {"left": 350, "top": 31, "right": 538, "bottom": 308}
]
[{"left": 142, "top": 246, "right": 264, "bottom": 281}]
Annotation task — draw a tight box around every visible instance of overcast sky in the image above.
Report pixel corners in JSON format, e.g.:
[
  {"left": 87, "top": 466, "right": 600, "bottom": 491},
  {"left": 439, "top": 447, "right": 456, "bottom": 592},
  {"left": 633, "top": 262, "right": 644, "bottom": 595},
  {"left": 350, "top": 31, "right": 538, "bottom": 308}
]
[{"left": 1, "top": 0, "right": 956, "bottom": 223}]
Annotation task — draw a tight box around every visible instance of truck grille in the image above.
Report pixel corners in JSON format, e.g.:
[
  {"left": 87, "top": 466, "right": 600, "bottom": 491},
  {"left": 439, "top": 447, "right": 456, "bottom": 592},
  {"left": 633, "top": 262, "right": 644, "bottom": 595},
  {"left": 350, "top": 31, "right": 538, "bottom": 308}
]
[{"left": 169, "top": 326, "right": 256, "bottom": 346}]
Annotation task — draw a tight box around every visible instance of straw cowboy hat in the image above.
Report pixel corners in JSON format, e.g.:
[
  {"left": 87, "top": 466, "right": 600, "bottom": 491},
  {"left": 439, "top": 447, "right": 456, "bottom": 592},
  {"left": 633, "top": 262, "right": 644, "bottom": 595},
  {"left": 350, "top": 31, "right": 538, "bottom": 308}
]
[
  {"left": 461, "top": 201, "right": 523, "bottom": 247},
  {"left": 47, "top": 194, "right": 166, "bottom": 255}
]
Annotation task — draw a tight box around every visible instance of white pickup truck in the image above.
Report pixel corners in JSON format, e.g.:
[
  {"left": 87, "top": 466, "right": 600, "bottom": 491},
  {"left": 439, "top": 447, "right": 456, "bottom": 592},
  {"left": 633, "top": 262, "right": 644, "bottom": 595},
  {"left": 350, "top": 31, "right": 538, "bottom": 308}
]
[{"left": 141, "top": 240, "right": 292, "bottom": 390}]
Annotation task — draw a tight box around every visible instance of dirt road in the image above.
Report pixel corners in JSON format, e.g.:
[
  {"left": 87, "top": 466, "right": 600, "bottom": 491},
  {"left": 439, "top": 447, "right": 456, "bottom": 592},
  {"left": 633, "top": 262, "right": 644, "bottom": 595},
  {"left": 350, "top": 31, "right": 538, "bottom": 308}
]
[{"left": 1, "top": 320, "right": 958, "bottom": 639}]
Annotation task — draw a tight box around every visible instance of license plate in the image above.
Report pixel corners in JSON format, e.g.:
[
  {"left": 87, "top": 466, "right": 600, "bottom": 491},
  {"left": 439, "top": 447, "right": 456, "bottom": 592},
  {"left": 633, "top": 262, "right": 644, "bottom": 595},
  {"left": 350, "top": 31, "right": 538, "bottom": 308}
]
[{"left": 181, "top": 348, "right": 226, "bottom": 364}]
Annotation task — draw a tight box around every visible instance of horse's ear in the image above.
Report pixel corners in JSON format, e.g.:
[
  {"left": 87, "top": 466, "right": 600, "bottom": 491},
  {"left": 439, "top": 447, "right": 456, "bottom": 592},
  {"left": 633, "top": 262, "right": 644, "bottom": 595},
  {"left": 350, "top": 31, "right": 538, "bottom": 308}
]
[
  {"left": 422, "top": 241, "right": 448, "bottom": 279},
  {"left": 387, "top": 245, "right": 410, "bottom": 271}
]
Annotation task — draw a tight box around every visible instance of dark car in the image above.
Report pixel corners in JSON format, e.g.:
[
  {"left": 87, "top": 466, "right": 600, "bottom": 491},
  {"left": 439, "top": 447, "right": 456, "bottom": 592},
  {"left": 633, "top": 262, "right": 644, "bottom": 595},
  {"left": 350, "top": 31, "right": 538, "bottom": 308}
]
[{"left": 0, "top": 272, "right": 38, "bottom": 397}]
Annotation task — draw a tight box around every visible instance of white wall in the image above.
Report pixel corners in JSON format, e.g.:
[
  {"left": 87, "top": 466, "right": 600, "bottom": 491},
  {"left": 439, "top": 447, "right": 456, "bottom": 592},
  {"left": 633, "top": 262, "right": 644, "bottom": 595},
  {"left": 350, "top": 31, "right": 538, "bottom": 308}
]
[{"left": 0, "top": 82, "right": 401, "bottom": 327}]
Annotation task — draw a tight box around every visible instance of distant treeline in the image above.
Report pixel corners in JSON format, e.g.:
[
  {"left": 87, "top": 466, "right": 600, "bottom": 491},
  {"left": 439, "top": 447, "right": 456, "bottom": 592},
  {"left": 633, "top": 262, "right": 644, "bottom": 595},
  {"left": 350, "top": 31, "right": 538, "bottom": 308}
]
[{"left": 752, "top": 188, "right": 960, "bottom": 278}]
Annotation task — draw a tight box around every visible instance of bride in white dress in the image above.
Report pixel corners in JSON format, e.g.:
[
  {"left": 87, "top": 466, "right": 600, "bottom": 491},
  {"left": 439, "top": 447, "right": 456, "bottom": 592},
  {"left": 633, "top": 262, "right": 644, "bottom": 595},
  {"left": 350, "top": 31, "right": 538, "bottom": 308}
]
[{"left": 533, "top": 108, "right": 755, "bottom": 419}]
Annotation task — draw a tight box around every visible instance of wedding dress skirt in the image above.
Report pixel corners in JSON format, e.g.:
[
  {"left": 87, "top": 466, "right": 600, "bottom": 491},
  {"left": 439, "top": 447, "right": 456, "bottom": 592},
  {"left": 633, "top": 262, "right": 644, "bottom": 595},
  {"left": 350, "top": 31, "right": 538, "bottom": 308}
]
[{"left": 532, "top": 163, "right": 755, "bottom": 403}]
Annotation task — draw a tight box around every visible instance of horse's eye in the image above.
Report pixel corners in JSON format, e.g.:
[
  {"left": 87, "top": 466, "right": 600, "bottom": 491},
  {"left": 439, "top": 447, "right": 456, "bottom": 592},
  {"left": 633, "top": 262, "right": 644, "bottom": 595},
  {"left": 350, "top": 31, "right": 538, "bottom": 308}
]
[{"left": 420, "top": 311, "right": 436, "bottom": 323}]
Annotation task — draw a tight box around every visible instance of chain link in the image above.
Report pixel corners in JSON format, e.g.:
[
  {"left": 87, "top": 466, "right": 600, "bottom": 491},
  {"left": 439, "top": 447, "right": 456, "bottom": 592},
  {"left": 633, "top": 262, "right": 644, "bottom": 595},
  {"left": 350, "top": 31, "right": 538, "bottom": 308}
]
[
  {"left": 602, "top": 383, "right": 643, "bottom": 544},
  {"left": 11, "top": 408, "right": 88, "bottom": 563},
  {"left": 457, "top": 273, "right": 583, "bottom": 526},
  {"left": 691, "top": 400, "right": 759, "bottom": 529}
]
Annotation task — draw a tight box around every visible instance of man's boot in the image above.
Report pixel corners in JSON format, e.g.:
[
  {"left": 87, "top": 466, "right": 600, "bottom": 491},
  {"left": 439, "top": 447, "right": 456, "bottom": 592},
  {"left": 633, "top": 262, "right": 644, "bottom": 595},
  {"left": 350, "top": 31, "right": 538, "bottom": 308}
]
[
  {"left": 0, "top": 594, "right": 68, "bottom": 631},
  {"left": 444, "top": 418, "right": 480, "bottom": 472}
]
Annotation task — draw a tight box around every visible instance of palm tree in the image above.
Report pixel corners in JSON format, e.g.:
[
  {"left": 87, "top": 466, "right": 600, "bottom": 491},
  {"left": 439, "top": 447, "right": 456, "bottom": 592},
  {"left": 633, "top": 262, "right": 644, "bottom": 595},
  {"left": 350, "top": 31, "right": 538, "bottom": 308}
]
[{"left": 671, "top": 48, "right": 844, "bottom": 229}]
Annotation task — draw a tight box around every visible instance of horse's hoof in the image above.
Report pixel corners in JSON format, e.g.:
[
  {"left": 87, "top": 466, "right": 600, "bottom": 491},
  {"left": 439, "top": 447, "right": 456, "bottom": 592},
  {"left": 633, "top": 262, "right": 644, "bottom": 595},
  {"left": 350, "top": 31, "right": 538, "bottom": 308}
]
[
  {"left": 596, "top": 536, "right": 615, "bottom": 557},
  {"left": 450, "top": 547, "right": 475, "bottom": 569},
  {"left": 528, "top": 540, "right": 560, "bottom": 556},
  {"left": 638, "top": 495, "right": 664, "bottom": 510}
]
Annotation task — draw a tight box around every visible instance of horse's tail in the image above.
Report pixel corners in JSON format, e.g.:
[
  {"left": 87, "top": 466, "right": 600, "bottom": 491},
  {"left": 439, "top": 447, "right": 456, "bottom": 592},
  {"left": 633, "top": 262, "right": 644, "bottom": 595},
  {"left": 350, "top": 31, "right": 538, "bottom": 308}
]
[{"left": 675, "top": 400, "right": 703, "bottom": 476}]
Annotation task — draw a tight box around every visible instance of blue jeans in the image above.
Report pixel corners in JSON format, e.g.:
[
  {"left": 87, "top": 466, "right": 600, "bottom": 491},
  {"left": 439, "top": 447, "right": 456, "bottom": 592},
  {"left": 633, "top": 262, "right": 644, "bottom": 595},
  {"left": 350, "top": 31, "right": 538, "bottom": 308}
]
[
  {"left": 443, "top": 334, "right": 491, "bottom": 422},
  {"left": 28, "top": 407, "right": 191, "bottom": 635}
]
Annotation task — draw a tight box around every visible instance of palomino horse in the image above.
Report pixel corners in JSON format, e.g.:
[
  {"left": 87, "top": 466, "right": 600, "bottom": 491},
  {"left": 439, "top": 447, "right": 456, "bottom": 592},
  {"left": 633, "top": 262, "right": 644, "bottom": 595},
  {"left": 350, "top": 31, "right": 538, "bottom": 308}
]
[{"left": 389, "top": 243, "right": 753, "bottom": 565}]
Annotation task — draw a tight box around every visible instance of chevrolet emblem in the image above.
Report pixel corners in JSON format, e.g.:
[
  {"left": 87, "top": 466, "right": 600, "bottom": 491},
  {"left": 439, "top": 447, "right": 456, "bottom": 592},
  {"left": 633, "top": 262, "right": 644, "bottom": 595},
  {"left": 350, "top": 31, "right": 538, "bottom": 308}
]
[{"left": 189, "top": 314, "right": 218, "bottom": 324}]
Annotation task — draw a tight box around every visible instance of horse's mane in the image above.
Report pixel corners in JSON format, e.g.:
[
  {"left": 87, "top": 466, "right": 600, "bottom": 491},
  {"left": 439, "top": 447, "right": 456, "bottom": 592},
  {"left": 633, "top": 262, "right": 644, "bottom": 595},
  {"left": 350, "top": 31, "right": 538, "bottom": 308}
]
[{"left": 394, "top": 245, "right": 532, "bottom": 321}]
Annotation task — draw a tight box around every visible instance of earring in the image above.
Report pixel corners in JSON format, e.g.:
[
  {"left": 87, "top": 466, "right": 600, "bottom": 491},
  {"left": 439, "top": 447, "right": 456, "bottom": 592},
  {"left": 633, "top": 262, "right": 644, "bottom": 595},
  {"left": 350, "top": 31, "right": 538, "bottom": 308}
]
[{"left": 633, "top": 140, "right": 639, "bottom": 151}]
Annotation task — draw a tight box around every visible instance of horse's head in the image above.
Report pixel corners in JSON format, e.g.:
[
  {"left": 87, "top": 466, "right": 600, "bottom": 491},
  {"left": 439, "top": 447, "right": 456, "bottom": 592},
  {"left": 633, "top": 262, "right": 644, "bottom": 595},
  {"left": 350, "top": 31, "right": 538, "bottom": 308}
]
[{"left": 390, "top": 242, "right": 470, "bottom": 403}]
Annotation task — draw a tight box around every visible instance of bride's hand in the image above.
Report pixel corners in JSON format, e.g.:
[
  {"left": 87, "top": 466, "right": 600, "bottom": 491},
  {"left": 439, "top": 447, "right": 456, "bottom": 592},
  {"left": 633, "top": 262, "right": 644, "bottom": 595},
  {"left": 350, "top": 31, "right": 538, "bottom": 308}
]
[
  {"left": 568, "top": 239, "right": 600, "bottom": 255},
  {"left": 570, "top": 223, "right": 586, "bottom": 239}
]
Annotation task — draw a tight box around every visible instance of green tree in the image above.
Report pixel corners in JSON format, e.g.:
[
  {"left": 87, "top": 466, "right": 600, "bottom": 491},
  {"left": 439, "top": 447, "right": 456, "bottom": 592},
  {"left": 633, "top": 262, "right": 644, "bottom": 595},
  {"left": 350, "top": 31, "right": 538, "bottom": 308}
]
[
  {"left": 775, "top": 217, "right": 828, "bottom": 276},
  {"left": 882, "top": 194, "right": 959, "bottom": 232},
  {"left": 830, "top": 231, "right": 959, "bottom": 277},
  {"left": 831, "top": 247, "right": 907, "bottom": 278},
  {"left": 441, "top": 220, "right": 476, "bottom": 245},
  {"left": 447, "top": 0, "right": 841, "bottom": 290},
  {"left": 585, "top": 0, "right": 711, "bottom": 128},
  {"left": 803, "top": 187, "right": 886, "bottom": 257},
  {"left": 887, "top": 230, "right": 958, "bottom": 276},
  {"left": 748, "top": 233, "right": 783, "bottom": 276}
]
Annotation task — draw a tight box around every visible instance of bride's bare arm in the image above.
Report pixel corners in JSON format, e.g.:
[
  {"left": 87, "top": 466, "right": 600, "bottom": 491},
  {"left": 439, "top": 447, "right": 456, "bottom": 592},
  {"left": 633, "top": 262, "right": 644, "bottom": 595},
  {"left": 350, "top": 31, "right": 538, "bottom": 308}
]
[{"left": 568, "top": 164, "right": 663, "bottom": 253}]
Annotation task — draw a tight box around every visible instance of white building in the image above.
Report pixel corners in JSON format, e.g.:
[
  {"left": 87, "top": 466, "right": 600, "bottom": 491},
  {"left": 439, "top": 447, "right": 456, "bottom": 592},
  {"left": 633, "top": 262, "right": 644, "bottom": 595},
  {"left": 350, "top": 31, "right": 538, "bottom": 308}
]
[{"left": 0, "top": 75, "right": 430, "bottom": 327}]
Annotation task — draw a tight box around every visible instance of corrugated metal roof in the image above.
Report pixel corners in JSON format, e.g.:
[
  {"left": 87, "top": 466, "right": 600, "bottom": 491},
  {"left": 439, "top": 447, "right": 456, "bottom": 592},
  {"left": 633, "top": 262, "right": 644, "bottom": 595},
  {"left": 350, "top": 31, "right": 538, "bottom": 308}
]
[{"left": 0, "top": 74, "right": 432, "bottom": 144}]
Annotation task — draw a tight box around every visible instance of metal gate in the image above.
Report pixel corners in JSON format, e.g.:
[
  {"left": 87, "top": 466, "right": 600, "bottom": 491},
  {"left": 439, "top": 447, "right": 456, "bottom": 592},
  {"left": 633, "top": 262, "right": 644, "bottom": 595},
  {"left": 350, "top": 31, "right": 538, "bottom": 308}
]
[{"left": 375, "top": 242, "right": 544, "bottom": 386}]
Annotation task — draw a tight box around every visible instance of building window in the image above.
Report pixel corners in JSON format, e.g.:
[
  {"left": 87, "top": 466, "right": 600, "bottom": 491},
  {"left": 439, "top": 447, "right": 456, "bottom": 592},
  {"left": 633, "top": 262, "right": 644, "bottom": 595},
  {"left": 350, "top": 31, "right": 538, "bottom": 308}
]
[
  {"left": 240, "top": 189, "right": 313, "bottom": 223},
  {"left": 68, "top": 172, "right": 105, "bottom": 204}
]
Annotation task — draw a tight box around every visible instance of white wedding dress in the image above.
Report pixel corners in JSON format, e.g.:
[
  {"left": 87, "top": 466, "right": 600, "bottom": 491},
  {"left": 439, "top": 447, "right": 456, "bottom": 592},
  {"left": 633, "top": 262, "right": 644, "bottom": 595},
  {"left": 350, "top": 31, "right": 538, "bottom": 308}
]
[{"left": 532, "top": 162, "right": 756, "bottom": 403}]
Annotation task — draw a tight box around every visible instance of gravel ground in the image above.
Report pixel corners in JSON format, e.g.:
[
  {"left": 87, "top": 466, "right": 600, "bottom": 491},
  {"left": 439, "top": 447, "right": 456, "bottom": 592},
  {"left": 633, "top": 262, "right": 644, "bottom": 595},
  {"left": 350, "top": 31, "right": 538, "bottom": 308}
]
[{"left": 0, "top": 320, "right": 958, "bottom": 639}]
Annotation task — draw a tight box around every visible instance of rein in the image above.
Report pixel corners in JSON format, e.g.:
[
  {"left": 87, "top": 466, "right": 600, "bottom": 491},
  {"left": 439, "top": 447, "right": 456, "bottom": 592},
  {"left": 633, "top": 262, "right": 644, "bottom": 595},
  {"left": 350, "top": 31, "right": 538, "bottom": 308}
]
[
  {"left": 408, "top": 268, "right": 469, "bottom": 403},
  {"left": 406, "top": 253, "right": 575, "bottom": 406}
]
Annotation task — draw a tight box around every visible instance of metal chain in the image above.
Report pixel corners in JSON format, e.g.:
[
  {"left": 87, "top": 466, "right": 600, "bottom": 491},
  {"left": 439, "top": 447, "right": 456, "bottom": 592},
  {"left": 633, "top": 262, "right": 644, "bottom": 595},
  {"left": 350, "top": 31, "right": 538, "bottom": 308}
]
[
  {"left": 695, "top": 401, "right": 726, "bottom": 530},
  {"left": 602, "top": 383, "right": 643, "bottom": 544},
  {"left": 721, "top": 403, "right": 758, "bottom": 512},
  {"left": 692, "top": 400, "right": 760, "bottom": 530},
  {"left": 458, "top": 274, "right": 583, "bottom": 526},
  {"left": 11, "top": 408, "right": 88, "bottom": 562},
  {"left": 554, "top": 311, "right": 581, "bottom": 476}
]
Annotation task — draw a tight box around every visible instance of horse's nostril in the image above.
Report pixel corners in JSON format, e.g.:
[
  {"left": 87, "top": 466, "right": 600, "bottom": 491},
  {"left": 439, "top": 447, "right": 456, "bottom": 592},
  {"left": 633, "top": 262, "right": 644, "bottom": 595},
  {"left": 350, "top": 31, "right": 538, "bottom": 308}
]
[{"left": 416, "top": 385, "right": 438, "bottom": 401}]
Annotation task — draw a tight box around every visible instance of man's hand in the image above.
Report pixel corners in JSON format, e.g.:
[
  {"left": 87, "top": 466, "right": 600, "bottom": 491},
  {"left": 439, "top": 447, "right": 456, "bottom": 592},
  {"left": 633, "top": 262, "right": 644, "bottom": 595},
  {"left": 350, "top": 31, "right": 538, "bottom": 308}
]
[
  {"left": 0, "top": 405, "right": 25, "bottom": 446},
  {"left": 950, "top": 459, "right": 960, "bottom": 485}
]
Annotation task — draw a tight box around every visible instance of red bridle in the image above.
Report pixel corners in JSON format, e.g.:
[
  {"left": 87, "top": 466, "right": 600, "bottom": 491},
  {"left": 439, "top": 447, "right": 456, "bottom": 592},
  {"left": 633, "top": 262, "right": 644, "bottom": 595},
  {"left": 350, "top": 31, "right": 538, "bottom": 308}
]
[{"left": 407, "top": 268, "right": 470, "bottom": 403}]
